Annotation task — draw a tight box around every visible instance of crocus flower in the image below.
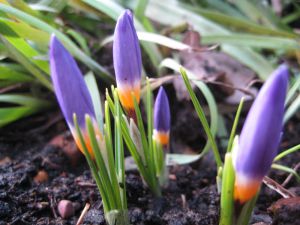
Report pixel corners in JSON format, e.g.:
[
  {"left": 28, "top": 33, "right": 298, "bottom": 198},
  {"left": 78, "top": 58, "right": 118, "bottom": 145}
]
[
  {"left": 153, "top": 87, "right": 171, "bottom": 147},
  {"left": 49, "top": 35, "right": 100, "bottom": 156},
  {"left": 113, "top": 10, "right": 142, "bottom": 116},
  {"left": 233, "top": 65, "right": 289, "bottom": 203}
]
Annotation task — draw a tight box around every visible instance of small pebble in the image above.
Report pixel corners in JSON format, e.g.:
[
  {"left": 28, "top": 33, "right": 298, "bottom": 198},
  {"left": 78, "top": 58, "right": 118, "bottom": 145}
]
[
  {"left": 169, "top": 174, "right": 177, "bottom": 180},
  {"left": 34, "top": 170, "right": 49, "bottom": 184},
  {"left": 58, "top": 200, "right": 75, "bottom": 219}
]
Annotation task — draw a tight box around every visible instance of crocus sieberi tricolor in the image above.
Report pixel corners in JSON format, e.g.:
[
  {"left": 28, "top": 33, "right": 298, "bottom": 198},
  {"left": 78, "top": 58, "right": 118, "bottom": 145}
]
[
  {"left": 153, "top": 87, "right": 171, "bottom": 147},
  {"left": 50, "top": 35, "right": 100, "bottom": 156},
  {"left": 113, "top": 10, "right": 142, "bottom": 116},
  {"left": 233, "top": 65, "right": 289, "bottom": 203}
]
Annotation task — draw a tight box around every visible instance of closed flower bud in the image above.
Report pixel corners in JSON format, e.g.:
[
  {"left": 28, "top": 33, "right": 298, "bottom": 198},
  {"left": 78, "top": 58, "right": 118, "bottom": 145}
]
[
  {"left": 113, "top": 10, "right": 142, "bottom": 116},
  {"left": 49, "top": 35, "right": 100, "bottom": 156},
  {"left": 233, "top": 65, "right": 289, "bottom": 203},
  {"left": 153, "top": 87, "right": 171, "bottom": 147}
]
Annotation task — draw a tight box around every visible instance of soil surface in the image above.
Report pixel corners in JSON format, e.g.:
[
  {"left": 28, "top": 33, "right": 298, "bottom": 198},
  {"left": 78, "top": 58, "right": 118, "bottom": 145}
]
[{"left": 1, "top": 97, "right": 300, "bottom": 225}]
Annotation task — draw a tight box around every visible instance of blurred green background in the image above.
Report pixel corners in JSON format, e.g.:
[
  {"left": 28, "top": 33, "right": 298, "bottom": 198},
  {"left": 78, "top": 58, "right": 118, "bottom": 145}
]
[{"left": 0, "top": 0, "right": 300, "bottom": 127}]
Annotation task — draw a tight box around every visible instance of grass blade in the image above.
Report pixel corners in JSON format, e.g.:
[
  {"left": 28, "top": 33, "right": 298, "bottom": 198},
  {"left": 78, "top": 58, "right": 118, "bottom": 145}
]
[
  {"left": 274, "top": 144, "right": 300, "bottom": 162},
  {"left": 180, "top": 67, "right": 222, "bottom": 168},
  {"left": 227, "top": 98, "right": 244, "bottom": 153},
  {"left": 0, "top": 3, "right": 112, "bottom": 82},
  {"left": 160, "top": 58, "right": 219, "bottom": 156},
  {"left": 84, "top": 72, "right": 104, "bottom": 132},
  {"left": 219, "top": 153, "right": 235, "bottom": 225},
  {"left": 146, "top": 0, "right": 274, "bottom": 80}
]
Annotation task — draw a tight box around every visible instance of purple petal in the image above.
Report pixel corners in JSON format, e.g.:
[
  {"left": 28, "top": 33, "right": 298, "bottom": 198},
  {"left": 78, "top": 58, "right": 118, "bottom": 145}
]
[
  {"left": 154, "top": 87, "right": 171, "bottom": 132},
  {"left": 49, "top": 35, "right": 95, "bottom": 128},
  {"left": 113, "top": 9, "right": 142, "bottom": 88},
  {"left": 235, "top": 64, "right": 289, "bottom": 179}
]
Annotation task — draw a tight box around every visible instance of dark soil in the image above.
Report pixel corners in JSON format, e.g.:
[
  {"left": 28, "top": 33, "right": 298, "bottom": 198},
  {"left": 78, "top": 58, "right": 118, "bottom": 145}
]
[{"left": 0, "top": 102, "right": 300, "bottom": 225}]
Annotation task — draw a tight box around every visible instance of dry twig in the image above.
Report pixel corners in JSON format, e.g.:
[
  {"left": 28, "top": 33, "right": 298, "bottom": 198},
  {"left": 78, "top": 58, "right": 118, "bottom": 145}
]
[
  {"left": 282, "top": 162, "right": 300, "bottom": 187},
  {"left": 76, "top": 203, "right": 90, "bottom": 225},
  {"left": 263, "top": 176, "right": 296, "bottom": 198}
]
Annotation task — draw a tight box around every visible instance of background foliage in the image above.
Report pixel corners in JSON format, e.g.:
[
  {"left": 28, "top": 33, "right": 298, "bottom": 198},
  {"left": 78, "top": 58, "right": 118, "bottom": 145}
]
[{"left": 0, "top": 0, "right": 300, "bottom": 127}]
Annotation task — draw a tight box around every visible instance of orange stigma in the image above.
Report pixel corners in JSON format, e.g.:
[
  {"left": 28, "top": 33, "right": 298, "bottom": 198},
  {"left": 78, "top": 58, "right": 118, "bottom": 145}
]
[
  {"left": 154, "top": 130, "right": 170, "bottom": 146},
  {"left": 117, "top": 84, "right": 140, "bottom": 112},
  {"left": 234, "top": 175, "right": 261, "bottom": 203}
]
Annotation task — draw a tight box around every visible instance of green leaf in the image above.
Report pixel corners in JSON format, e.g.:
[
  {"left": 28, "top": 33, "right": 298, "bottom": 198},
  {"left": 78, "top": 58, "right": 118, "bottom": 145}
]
[
  {"left": 30, "top": 0, "right": 68, "bottom": 13},
  {"left": 86, "top": 115, "right": 121, "bottom": 210},
  {"left": 286, "top": 75, "right": 300, "bottom": 105},
  {"left": 113, "top": 93, "right": 127, "bottom": 209},
  {"left": 84, "top": 72, "right": 104, "bottom": 132},
  {"left": 180, "top": 67, "right": 222, "bottom": 168},
  {"left": 134, "top": 0, "right": 155, "bottom": 32},
  {"left": 202, "top": 34, "right": 300, "bottom": 50},
  {"left": 73, "top": 114, "right": 110, "bottom": 213},
  {"left": 132, "top": 93, "right": 150, "bottom": 166},
  {"left": 0, "top": 18, "right": 50, "bottom": 48},
  {"left": 0, "top": 36, "right": 52, "bottom": 89},
  {"left": 284, "top": 94, "right": 300, "bottom": 123},
  {"left": 0, "top": 106, "right": 33, "bottom": 127},
  {"left": 105, "top": 210, "right": 129, "bottom": 225},
  {"left": 205, "top": 0, "right": 245, "bottom": 18},
  {"left": 227, "top": 98, "right": 244, "bottom": 153},
  {"left": 100, "top": 31, "right": 193, "bottom": 52},
  {"left": 104, "top": 97, "right": 126, "bottom": 211},
  {"left": 146, "top": 0, "right": 274, "bottom": 80},
  {"left": 272, "top": 164, "right": 300, "bottom": 183},
  {"left": 28, "top": 4, "right": 57, "bottom": 13},
  {"left": 159, "top": 58, "right": 219, "bottom": 158},
  {"left": 192, "top": 8, "right": 297, "bottom": 38},
  {"left": 125, "top": 153, "right": 201, "bottom": 170},
  {"left": 0, "top": 22, "right": 49, "bottom": 74},
  {"left": 129, "top": 119, "right": 146, "bottom": 165},
  {"left": 0, "top": 3, "right": 112, "bottom": 82},
  {"left": 135, "top": 0, "right": 148, "bottom": 20},
  {"left": 138, "top": 31, "right": 193, "bottom": 50},
  {"left": 0, "top": 64, "right": 33, "bottom": 86},
  {"left": 219, "top": 153, "right": 235, "bottom": 225},
  {"left": 106, "top": 90, "right": 151, "bottom": 190},
  {"left": 231, "top": 0, "right": 289, "bottom": 30},
  {"left": 236, "top": 193, "right": 259, "bottom": 225},
  {"left": 0, "top": 94, "right": 50, "bottom": 106},
  {"left": 166, "top": 154, "right": 201, "bottom": 165},
  {"left": 67, "top": 29, "right": 91, "bottom": 56},
  {"left": 274, "top": 144, "right": 300, "bottom": 162},
  {"left": 0, "top": 94, "right": 51, "bottom": 127},
  {"left": 8, "top": 0, "right": 46, "bottom": 19}
]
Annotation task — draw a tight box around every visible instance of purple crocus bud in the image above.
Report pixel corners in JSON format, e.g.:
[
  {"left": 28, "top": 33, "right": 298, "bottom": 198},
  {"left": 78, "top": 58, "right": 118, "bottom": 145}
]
[
  {"left": 153, "top": 87, "right": 171, "bottom": 147},
  {"left": 49, "top": 35, "right": 99, "bottom": 156},
  {"left": 233, "top": 65, "right": 289, "bottom": 203},
  {"left": 113, "top": 10, "right": 142, "bottom": 116}
]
